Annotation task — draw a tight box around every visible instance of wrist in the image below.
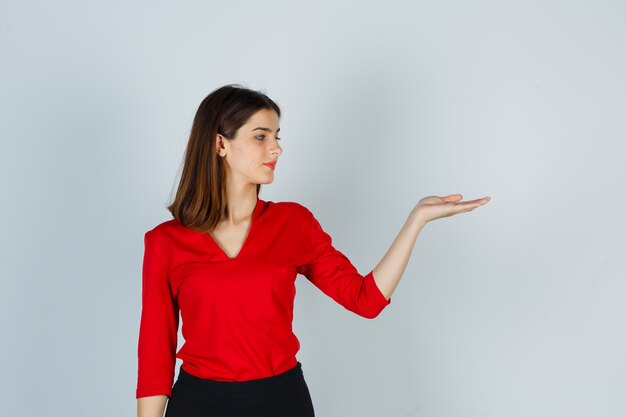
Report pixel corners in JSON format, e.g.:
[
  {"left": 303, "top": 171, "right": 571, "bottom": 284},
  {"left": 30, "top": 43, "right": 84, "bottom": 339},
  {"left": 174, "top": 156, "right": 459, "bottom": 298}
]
[{"left": 408, "top": 209, "right": 427, "bottom": 229}]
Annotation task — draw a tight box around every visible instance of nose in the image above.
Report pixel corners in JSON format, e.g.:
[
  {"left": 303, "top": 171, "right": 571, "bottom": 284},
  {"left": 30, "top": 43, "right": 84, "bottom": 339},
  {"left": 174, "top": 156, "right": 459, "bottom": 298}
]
[{"left": 270, "top": 141, "right": 282, "bottom": 156}]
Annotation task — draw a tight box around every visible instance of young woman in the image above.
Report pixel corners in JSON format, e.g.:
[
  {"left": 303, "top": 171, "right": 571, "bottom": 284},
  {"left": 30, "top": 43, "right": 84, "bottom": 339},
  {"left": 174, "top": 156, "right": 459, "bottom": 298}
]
[{"left": 135, "top": 84, "right": 491, "bottom": 417}]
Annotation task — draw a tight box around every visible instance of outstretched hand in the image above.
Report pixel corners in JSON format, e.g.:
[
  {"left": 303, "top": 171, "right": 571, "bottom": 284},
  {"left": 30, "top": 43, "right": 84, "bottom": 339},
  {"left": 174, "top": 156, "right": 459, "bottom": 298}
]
[{"left": 412, "top": 194, "right": 491, "bottom": 224}]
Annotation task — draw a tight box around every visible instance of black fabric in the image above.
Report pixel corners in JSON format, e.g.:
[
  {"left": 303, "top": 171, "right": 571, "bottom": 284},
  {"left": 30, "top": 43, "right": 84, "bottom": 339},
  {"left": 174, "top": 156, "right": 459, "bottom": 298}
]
[{"left": 164, "top": 362, "right": 315, "bottom": 417}]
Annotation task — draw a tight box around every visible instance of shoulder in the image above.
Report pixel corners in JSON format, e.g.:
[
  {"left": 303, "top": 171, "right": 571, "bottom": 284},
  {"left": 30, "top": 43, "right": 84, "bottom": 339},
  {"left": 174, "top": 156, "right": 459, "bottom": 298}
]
[
  {"left": 144, "top": 218, "right": 184, "bottom": 245},
  {"left": 268, "top": 200, "right": 314, "bottom": 221}
]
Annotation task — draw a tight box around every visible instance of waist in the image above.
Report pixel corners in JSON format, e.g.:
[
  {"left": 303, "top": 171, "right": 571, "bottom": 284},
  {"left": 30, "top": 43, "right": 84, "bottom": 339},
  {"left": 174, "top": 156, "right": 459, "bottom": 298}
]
[{"left": 177, "top": 361, "right": 304, "bottom": 392}]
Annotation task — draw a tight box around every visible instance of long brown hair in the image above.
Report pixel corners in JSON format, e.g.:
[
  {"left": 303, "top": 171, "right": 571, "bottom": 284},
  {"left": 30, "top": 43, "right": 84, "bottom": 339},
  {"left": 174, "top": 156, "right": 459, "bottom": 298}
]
[{"left": 167, "top": 84, "right": 281, "bottom": 233}]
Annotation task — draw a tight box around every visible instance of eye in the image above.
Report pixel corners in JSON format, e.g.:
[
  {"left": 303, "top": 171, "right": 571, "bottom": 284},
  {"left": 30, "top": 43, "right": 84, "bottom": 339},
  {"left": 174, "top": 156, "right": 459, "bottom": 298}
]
[{"left": 256, "top": 135, "right": 281, "bottom": 141}]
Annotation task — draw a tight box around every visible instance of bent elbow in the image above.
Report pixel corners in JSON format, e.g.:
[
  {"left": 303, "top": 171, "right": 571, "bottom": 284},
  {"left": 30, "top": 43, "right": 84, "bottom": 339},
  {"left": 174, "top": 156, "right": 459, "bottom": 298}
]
[{"left": 356, "top": 306, "right": 386, "bottom": 319}]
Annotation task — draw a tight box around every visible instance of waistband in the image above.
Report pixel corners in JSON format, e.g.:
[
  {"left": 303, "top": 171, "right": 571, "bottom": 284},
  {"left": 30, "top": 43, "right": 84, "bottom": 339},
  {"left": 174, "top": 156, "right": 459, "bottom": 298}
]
[{"left": 177, "top": 362, "right": 303, "bottom": 392}]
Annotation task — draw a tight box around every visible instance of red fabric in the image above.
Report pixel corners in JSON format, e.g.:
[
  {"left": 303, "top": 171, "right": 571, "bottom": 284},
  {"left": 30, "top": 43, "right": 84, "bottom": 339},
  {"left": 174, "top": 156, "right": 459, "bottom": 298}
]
[{"left": 136, "top": 197, "right": 391, "bottom": 398}]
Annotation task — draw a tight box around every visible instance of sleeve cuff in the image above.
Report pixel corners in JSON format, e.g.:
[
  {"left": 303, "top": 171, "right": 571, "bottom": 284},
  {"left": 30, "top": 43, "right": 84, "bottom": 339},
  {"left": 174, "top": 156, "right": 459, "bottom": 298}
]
[
  {"left": 364, "top": 270, "right": 391, "bottom": 317},
  {"left": 136, "top": 384, "right": 173, "bottom": 399}
]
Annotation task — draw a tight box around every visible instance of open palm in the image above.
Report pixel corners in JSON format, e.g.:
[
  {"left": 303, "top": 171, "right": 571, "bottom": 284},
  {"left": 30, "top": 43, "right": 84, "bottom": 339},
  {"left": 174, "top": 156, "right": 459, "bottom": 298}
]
[{"left": 412, "top": 194, "right": 491, "bottom": 223}]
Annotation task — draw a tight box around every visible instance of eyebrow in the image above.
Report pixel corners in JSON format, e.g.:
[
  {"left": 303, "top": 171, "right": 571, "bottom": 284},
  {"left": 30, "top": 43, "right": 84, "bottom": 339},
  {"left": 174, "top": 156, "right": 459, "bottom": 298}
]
[{"left": 252, "top": 127, "right": 280, "bottom": 133}]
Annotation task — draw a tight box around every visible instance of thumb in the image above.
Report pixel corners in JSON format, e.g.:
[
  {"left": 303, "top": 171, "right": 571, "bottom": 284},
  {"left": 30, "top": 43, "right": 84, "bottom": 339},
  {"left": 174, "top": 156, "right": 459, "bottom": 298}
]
[{"left": 446, "top": 194, "right": 463, "bottom": 201}]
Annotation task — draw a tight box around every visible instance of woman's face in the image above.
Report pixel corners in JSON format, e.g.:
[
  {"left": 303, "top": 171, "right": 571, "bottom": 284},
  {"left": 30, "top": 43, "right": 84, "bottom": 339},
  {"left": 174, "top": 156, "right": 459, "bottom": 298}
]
[{"left": 217, "top": 108, "right": 282, "bottom": 186}]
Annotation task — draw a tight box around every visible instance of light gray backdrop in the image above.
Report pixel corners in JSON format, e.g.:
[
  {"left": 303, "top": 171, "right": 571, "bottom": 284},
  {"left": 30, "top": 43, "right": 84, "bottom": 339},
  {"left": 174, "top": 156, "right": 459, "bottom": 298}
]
[{"left": 1, "top": 1, "right": 624, "bottom": 416}]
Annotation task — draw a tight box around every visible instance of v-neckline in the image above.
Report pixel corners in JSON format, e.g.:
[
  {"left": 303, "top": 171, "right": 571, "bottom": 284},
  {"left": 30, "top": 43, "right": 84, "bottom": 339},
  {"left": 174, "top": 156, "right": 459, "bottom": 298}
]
[{"left": 206, "top": 196, "right": 263, "bottom": 260}]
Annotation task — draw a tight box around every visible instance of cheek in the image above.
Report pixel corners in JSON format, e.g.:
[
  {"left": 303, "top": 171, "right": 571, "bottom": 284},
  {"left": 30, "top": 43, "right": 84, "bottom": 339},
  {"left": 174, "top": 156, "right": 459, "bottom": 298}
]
[
  {"left": 235, "top": 143, "right": 264, "bottom": 168},
  {"left": 234, "top": 145, "right": 259, "bottom": 164},
  {"left": 243, "top": 152, "right": 263, "bottom": 169}
]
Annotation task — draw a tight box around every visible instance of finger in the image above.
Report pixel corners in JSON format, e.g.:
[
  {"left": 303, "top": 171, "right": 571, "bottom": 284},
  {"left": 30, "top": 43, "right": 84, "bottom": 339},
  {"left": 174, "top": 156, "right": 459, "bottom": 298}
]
[
  {"left": 463, "top": 197, "right": 489, "bottom": 205},
  {"left": 454, "top": 200, "right": 486, "bottom": 213},
  {"left": 469, "top": 199, "right": 489, "bottom": 209}
]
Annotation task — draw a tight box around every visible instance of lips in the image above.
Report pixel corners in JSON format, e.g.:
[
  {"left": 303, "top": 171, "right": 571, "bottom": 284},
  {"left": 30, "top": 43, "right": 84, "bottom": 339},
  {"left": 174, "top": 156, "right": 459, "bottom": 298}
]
[{"left": 263, "top": 162, "right": 276, "bottom": 170}]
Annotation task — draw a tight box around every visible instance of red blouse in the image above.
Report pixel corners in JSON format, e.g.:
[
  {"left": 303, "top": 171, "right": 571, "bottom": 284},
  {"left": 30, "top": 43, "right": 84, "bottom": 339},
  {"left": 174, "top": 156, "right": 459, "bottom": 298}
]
[{"left": 135, "top": 197, "right": 391, "bottom": 398}]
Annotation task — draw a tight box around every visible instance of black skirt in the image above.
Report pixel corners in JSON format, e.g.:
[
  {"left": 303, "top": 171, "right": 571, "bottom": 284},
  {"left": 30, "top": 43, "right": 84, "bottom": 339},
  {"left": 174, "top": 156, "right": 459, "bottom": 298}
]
[{"left": 164, "top": 362, "right": 315, "bottom": 417}]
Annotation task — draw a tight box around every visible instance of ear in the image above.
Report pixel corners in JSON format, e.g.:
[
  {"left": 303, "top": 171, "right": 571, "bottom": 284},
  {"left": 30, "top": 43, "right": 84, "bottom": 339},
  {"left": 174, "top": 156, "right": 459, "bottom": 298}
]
[{"left": 215, "top": 134, "right": 225, "bottom": 155}]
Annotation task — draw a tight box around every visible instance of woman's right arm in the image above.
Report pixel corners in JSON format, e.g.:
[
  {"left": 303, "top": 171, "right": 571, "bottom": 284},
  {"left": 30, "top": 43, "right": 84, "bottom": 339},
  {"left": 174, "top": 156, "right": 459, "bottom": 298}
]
[
  {"left": 136, "top": 232, "right": 179, "bottom": 414},
  {"left": 137, "top": 395, "right": 168, "bottom": 417}
]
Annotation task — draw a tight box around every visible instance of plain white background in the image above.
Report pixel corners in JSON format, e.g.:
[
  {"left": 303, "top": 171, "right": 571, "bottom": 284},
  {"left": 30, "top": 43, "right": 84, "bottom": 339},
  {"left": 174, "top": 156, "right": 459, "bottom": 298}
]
[{"left": 1, "top": 1, "right": 625, "bottom": 416}]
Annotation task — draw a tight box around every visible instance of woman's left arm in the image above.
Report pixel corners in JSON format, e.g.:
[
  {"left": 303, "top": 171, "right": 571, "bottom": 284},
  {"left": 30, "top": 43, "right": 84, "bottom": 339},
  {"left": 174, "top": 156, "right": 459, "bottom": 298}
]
[{"left": 372, "top": 194, "right": 491, "bottom": 300}]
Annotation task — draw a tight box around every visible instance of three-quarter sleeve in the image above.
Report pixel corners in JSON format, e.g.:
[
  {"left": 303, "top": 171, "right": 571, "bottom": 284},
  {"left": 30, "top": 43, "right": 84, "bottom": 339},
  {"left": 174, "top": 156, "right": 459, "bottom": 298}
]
[
  {"left": 136, "top": 232, "right": 180, "bottom": 399},
  {"left": 296, "top": 207, "right": 391, "bottom": 319}
]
